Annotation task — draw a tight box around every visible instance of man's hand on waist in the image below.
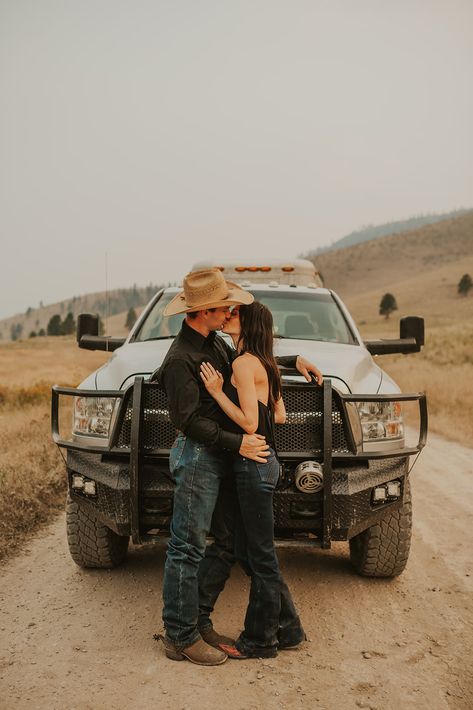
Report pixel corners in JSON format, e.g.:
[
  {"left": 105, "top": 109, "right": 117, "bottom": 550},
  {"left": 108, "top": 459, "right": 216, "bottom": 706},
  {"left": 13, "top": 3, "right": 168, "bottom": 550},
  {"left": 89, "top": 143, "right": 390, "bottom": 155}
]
[{"left": 239, "top": 434, "right": 270, "bottom": 463}]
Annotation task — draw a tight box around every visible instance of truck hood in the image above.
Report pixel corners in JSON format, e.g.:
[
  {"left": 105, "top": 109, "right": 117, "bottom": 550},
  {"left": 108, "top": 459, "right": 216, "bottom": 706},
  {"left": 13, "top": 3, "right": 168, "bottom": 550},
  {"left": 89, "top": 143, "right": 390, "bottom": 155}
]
[{"left": 90, "top": 337, "right": 391, "bottom": 395}]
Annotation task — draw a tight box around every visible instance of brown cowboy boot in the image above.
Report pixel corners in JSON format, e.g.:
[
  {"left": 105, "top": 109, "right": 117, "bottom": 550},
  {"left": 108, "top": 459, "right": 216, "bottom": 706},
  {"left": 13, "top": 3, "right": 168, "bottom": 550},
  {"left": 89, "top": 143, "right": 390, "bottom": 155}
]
[{"left": 154, "top": 635, "right": 227, "bottom": 666}]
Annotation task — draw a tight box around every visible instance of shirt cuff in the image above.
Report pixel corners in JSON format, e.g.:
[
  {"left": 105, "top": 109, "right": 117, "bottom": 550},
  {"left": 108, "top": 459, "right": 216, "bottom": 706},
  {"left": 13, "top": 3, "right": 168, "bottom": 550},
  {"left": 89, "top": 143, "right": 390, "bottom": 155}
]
[
  {"left": 217, "top": 430, "right": 243, "bottom": 452},
  {"left": 276, "top": 355, "right": 297, "bottom": 369}
]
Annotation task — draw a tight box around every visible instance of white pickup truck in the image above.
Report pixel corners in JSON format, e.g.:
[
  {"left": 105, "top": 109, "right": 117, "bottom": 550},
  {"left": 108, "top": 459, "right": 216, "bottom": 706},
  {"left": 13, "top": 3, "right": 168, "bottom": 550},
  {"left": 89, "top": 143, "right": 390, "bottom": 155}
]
[{"left": 52, "top": 261, "right": 427, "bottom": 578}]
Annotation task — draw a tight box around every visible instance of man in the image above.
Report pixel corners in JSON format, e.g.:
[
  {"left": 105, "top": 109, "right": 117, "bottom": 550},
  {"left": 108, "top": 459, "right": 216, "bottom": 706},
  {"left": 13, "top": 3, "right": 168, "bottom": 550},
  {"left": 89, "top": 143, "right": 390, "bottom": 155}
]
[{"left": 155, "top": 268, "right": 323, "bottom": 665}]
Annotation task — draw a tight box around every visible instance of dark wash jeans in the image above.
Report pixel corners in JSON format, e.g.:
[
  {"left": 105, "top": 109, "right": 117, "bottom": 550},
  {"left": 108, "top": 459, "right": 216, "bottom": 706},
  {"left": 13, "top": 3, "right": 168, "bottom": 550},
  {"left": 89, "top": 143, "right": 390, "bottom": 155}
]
[
  {"left": 233, "top": 448, "right": 304, "bottom": 654},
  {"left": 198, "top": 448, "right": 304, "bottom": 655},
  {"left": 162, "top": 433, "right": 230, "bottom": 648}
]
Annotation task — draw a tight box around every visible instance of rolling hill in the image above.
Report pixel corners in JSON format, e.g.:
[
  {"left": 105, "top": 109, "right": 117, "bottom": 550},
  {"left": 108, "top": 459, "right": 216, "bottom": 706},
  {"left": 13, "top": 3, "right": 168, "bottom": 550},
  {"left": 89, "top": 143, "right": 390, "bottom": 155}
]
[
  {"left": 0, "top": 285, "right": 161, "bottom": 343},
  {"left": 314, "top": 210, "right": 473, "bottom": 335},
  {"left": 305, "top": 207, "right": 472, "bottom": 255}
]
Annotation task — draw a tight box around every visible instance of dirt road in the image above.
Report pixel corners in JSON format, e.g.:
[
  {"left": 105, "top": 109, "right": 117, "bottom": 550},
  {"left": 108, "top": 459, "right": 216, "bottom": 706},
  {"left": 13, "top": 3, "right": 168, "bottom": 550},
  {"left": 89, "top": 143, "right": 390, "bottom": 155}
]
[{"left": 1, "top": 431, "right": 472, "bottom": 710}]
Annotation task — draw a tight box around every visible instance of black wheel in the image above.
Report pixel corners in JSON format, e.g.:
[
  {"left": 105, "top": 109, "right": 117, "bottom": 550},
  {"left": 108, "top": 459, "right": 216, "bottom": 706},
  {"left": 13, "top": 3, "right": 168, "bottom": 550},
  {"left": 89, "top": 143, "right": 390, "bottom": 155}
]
[
  {"left": 349, "top": 477, "right": 412, "bottom": 577},
  {"left": 66, "top": 493, "right": 129, "bottom": 568}
]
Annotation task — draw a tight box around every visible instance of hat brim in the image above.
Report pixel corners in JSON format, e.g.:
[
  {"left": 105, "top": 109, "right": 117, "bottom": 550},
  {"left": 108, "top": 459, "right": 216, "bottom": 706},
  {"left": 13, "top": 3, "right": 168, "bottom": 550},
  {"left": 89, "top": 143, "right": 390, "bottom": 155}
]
[{"left": 163, "top": 281, "right": 254, "bottom": 316}]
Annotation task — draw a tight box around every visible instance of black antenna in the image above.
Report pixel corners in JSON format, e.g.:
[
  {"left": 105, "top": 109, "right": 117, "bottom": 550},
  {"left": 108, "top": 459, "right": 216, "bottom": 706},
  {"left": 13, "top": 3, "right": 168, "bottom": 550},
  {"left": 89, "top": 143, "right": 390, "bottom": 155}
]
[{"left": 105, "top": 251, "right": 110, "bottom": 348}]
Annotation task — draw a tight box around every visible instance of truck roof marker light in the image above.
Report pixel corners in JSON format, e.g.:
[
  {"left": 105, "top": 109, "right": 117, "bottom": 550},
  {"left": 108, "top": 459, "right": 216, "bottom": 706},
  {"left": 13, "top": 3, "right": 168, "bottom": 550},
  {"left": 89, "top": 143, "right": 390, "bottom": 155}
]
[
  {"left": 248, "top": 266, "right": 259, "bottom": 272},
  {"left": 282, "top": 266, "right": 295, "bottom": 272},
  {"left": 235, "top": 266, "right": 247, "bottom": 272},
  {"left": 260, "top": 266, "right": 272, "bottom": 272}
]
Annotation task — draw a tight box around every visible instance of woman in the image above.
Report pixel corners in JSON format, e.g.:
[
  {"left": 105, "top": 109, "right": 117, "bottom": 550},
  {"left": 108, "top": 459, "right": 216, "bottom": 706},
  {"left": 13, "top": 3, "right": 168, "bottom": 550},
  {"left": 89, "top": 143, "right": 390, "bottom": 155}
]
[{"left": 200, "top": 301, "right": 305, "bottom": 659}]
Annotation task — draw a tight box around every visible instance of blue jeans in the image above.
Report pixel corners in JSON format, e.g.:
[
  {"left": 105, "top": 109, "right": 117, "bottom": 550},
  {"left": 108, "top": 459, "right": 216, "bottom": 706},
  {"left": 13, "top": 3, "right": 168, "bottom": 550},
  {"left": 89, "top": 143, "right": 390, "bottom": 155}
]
[
  {"left": 197, "top": 468, "right": 238, "bottom": 632},
  {"left": 233, "top": 448, "right": 304, "bottom": 655},
  {"left": 198, "top": 447, "right": 304, "bottom": 655},
  {"left": 162, "top": 434, "right": 230, "bottom": 647}
]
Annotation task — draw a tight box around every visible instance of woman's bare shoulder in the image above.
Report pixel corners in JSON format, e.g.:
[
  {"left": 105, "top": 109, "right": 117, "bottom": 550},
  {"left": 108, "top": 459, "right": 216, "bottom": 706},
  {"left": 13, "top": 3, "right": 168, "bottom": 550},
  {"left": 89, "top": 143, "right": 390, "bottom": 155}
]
[{"left": 232, "top": 353, "right": 261, "bottom": 372}]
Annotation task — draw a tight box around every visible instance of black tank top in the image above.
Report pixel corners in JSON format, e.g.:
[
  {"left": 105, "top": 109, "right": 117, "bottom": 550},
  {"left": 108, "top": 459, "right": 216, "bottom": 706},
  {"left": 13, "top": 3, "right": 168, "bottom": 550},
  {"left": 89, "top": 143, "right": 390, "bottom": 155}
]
[{"left": 223, "top": 378, "right": 275, "bottom": 447}]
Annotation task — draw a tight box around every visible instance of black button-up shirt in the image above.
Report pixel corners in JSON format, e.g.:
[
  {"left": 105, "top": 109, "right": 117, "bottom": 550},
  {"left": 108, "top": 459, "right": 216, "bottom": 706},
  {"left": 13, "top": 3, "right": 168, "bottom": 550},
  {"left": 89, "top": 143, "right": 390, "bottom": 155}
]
[{"left": 155, "top": 320, "right": 297, "bottom": 452}]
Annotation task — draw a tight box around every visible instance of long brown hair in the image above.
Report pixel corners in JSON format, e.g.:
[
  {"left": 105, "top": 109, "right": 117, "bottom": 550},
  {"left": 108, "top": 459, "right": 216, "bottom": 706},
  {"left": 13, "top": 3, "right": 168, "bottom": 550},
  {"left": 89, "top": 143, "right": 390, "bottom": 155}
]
[{"left": 237, "top": 301, "right": 281, "bottom": 409}]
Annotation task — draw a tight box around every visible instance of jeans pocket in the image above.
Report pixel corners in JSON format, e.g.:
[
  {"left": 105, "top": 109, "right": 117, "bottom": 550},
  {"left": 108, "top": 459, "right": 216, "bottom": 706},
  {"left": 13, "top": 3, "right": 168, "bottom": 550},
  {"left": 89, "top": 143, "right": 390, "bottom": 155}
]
[
  {"left": 169, "top": 434, "right": 186, "bottom": 475},
  {"left": 255, "top": 457, "right": 280, "bottom": 487}
]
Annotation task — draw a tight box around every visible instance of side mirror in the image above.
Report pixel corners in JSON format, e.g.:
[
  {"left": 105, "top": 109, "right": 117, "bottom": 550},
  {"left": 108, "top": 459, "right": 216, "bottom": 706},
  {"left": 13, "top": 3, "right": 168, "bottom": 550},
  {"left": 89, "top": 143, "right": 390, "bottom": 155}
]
[
  {"left": 76, "top": 313, "right": 99, "bottom": 343},
  {"left": 76, "top": 313, "right": 125, "bottom": 352},
  {"left": 400, "top": 316, "right": 424, "bottom": 349},
  {"left": 364, "top": 316, "right": 425, "bottom": 355}
]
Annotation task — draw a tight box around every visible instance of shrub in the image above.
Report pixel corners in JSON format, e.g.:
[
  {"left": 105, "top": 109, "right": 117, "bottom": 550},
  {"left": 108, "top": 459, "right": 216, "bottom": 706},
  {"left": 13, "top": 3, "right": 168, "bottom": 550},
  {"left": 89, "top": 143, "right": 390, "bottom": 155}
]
[
  {"left": 458, "top": 273, "right": 472, "bottom": 296},
  {"left": 379, "top": 293, "right": 398, "bottom": 319}
]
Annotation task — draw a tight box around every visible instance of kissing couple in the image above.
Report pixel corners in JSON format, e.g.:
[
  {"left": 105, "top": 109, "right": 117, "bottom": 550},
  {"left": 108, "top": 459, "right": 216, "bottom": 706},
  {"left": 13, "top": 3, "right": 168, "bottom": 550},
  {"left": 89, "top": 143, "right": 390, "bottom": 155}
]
[{"left": 154, "top": 268, "right": 322, "bottom": 665}]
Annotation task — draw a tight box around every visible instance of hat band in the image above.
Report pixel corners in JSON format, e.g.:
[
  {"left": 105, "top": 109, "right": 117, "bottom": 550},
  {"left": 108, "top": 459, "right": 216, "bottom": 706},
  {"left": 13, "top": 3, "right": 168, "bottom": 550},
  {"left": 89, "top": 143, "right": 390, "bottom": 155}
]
[{"left": 184, "top": 283, "right": 229, "bottom": 307}]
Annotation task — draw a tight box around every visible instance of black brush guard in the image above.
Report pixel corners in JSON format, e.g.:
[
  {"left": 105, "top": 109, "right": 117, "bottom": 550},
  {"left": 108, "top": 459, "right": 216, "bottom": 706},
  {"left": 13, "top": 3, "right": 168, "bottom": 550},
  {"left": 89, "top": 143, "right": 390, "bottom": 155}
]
[{"left": 52, "top": 377, "right": 428, "bottom": 548}]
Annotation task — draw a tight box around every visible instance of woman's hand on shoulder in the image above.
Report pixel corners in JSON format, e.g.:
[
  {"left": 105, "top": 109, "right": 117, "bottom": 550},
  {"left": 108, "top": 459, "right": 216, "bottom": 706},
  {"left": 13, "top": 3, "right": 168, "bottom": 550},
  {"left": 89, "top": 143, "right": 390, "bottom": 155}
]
[{"left": 200, "top": 362, "right": 224, "bottom": 397}]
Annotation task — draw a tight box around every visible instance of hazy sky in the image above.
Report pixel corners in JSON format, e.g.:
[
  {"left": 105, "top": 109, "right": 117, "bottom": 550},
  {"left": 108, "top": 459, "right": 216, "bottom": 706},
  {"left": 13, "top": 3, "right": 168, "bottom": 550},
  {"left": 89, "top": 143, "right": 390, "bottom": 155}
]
[{"left": 1, "top": 0, "right": 472, "bottom": 319}]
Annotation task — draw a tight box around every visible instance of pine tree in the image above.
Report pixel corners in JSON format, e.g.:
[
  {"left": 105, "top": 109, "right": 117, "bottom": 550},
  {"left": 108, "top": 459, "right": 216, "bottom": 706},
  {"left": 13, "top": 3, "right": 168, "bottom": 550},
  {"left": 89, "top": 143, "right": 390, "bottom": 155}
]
[
  {"left": 125, "top": 307, "right": 137, "bottom": 330},
  {"left": 458, "top": 273, "right": 472, "bottom": 296},
  {"left": 10, "top": 323, "right": 23, "bottom": 341},
  {"left": 47, "top": 314, "right": 62, "bottom": 336},
  {"left": 379, "top": 293, "right": 398, "bottom": 319},
  {"left": 62, "top": 311, "right": 76, "bottom": 335}
]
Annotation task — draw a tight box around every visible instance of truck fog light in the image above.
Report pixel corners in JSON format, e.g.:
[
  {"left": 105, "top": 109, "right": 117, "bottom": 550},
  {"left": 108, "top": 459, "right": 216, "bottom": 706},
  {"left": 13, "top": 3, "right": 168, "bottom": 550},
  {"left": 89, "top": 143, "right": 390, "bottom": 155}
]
[
  {"left": 72, "top": 474, "right": 85, "bottom": 490},
  {"left": 372, "top": 486, "right": 387, "bottom": 502},
  {"left": 83, "top": 480, "right": 96, "bottom": 496},
  {"left": 294, "top": 461, "right": 324, "bottom": 493},
  {"left": 387, "top": 480, "right": 401, "bottom": 497}
]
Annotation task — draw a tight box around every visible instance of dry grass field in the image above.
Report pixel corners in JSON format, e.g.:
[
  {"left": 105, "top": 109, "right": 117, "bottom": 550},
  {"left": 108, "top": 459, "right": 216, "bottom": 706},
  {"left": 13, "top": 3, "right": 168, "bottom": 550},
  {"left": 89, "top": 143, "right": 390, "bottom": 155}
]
[
  {"left": 0, "top": 338, "right": 109, "bottom": 560},
  {"left": 372, "top": 324, "right": 473, "bottom": 444}
]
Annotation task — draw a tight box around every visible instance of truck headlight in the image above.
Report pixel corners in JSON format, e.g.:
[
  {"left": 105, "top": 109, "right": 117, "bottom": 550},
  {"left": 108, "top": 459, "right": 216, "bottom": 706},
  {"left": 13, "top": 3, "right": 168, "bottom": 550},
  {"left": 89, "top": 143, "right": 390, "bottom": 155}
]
[
  {"left": 73, "top": 397, "right": 119, "bottom": 439},
  {"left": 356, "top": 401, "right": 404, "bottom": 442}
]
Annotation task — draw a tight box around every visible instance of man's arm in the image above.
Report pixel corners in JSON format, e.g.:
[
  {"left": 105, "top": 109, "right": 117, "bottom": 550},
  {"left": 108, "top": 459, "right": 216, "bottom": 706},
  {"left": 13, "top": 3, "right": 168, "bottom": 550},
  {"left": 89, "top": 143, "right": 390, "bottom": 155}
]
[{"left": 163, "top": 359, "right": 242, "bottom": 451}]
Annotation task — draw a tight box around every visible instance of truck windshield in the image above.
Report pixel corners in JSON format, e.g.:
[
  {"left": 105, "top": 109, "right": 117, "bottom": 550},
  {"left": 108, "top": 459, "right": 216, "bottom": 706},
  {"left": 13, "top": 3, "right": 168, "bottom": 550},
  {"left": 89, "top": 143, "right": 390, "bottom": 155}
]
[{"left": 135, "top": 291, "right": 356, "bottom": 345}]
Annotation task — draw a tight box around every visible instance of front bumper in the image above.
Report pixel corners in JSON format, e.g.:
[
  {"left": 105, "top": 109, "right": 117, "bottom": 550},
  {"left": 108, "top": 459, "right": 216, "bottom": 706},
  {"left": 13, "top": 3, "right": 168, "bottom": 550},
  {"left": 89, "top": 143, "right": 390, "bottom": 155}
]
[
  {"left": 53, "top": 378, "right": 427, "bottom": 547},
  {"left": 66, "top": 449, "right": 409, "bottom": 542}
]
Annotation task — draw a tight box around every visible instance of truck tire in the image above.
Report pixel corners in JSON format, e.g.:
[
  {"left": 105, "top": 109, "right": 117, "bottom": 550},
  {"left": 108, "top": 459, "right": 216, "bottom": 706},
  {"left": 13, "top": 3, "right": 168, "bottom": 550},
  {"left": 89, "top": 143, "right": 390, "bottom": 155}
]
[
  {"left": 349, "top": 477, "right": 412, "bottom": 577},
  {"left": 66, "top": 494, "right": 129, "bottom": 568}
]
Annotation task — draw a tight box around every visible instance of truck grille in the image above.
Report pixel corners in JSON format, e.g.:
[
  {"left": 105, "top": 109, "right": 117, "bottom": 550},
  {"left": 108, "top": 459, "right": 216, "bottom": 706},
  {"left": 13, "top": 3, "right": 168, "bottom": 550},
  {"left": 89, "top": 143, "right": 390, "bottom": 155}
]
[
  {"left": 115, "top": 386, "right": 176, "bottom": 451},
  {"left": 275, "top": 386, "right": 349, "bottom": 456},
  {"left": 114, "top": 382, "right": 350, "bottom": 456}
]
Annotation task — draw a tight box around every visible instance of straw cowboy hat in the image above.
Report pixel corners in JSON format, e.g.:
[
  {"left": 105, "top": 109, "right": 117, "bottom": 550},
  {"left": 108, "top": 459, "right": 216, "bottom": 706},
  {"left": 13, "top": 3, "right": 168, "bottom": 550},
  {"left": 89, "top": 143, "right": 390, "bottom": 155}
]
[{"left": 164, "top": 268, "right": 254, "bottom": 316}]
